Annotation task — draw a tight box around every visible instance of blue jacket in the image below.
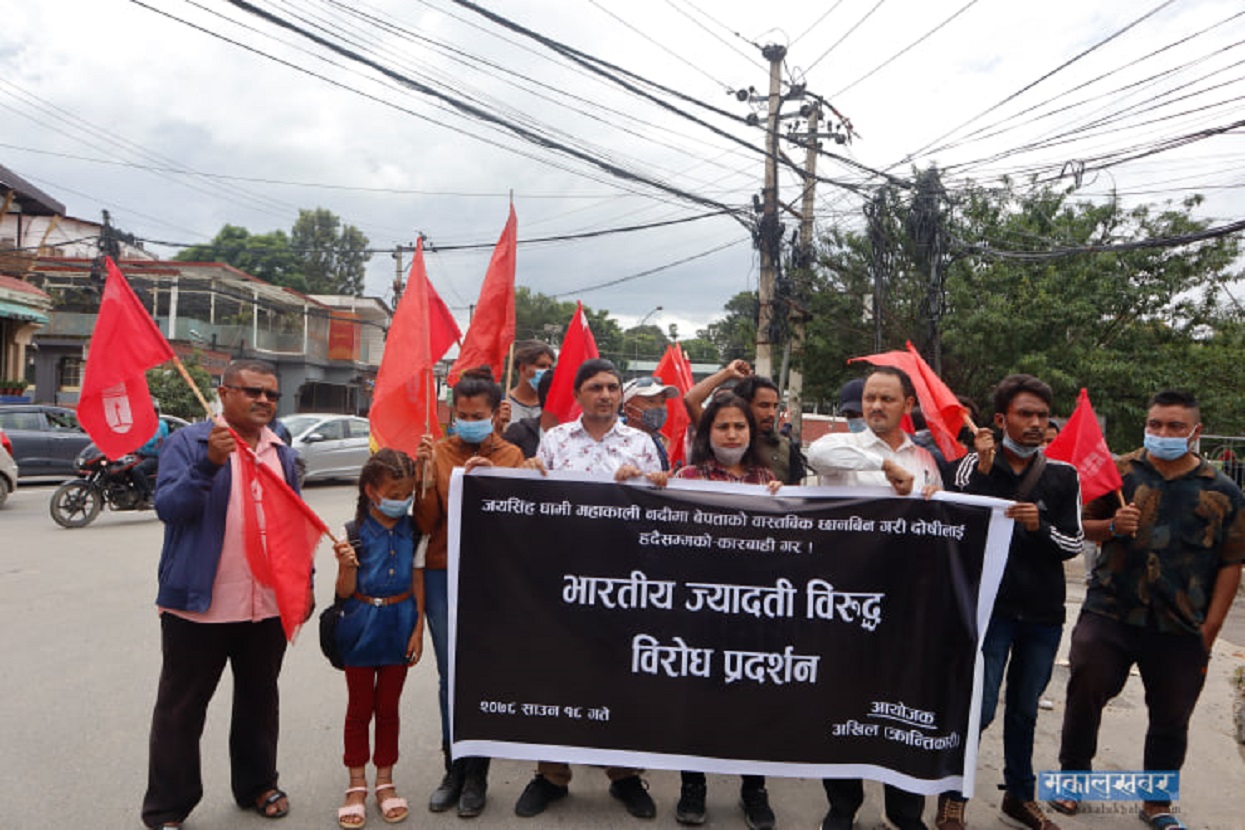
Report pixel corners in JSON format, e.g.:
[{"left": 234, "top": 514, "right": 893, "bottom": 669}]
[{"left": 153, "top": 421, "right": 300, "bottom": 613}]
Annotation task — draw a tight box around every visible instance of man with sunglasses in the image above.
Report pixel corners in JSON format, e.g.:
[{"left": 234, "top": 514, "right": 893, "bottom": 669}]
[
  {"left": 142, "top": 360, "right": 307, "bottom": 829},
  {"left": 1051, "top": 390, "right": 1244, "bottom": 830}
]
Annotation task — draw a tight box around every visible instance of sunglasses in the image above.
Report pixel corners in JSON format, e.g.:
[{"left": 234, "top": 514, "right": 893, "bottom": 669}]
[{"left": 222, "top": 384, "right": 282, "bottom": 402}]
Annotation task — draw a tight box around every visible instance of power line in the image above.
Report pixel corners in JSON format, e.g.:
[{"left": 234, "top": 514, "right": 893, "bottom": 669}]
[
  {"left": 893, "top": 0, "right": 1179, "bottom": 169},
  {"left": 963, "top": 217, "right": 1245, "bottom": 260},
  {"left": 804, "top": 0, "right": 889, "bottom": 74},
  {"left": 832, "top": 0, "right": 980, "bottom": 98},
  {"left": 552, "top": 237, "right": 749, "bottom": 297},
  {"left": 789, "top": 1, "right": 847, "bottom": 49}
]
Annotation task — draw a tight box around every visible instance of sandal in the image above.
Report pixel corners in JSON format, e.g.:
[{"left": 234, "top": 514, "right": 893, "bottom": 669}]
[
  {"left": 1139, "top": 808, "right": 1187, "bottom": 829},
  {"left": 338, "top": 786, "right": 368, "bottom": 829},
  {"left": 375, "top": 783, "right": 409, "bottom": 824},
  {"left": 253, "top": 787, "right": 290, "bottom": 819},
  {"left": 1048, "top": 797, "right": 1078, "bottom": 816}
]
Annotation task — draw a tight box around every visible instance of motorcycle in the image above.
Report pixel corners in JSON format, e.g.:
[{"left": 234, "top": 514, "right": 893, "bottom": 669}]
[{"left": 49, "top": 447, "right": 155, "bottom": 528}]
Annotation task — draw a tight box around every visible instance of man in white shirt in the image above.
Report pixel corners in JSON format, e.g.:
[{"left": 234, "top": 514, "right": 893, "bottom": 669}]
[
  {"left": 518, "top": 358, "right": 663, "bottom": 821},
  {"left": 807, "top": 366, "right": 941, "bottom": 830}
]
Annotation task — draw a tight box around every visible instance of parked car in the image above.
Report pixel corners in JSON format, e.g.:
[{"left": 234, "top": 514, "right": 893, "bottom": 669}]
[
  {"left": 0, "top": 428, "right": 17, "bottom": 507},
  {"left": 279, "top": 413, "right": 372, "bottom": 482},
  {"left": 0, "top": 404, "right": 93, "bottom": 478}
]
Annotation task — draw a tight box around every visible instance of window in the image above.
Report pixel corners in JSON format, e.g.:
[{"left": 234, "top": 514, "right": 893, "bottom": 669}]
[
  {"left": 316, "top": 420, "right": 345, "bottom": 440},
  {"left": 58, "top": 357, "right": 83, "bottom": 391},
  {"left": 348, "top": 418, "right": 372, "bottom": 439}
]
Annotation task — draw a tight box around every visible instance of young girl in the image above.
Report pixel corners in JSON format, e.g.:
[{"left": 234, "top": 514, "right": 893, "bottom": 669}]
[
  {"left": 333, "top": 449, "right": 424, "bottom": 828},
  {"left": 672, "top": 393, "right": 780, "bottom": 827}
]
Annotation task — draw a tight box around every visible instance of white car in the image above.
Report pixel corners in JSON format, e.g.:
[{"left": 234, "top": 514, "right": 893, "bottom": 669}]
[
  {"left": 0, "top": 427, "right": 17, "bottom": 508},
  {"left": 278, "top": 413, "right": 373, "bottom": 483}
]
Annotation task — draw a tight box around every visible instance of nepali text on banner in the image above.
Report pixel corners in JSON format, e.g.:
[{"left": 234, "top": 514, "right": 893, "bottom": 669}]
[{"left": 446, "top": 469, "right": 1014, "bottom": 796}]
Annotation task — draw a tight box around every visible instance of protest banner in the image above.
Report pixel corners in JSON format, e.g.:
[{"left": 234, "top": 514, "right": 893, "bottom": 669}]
[{"left": 447, "top": 470, "right": 1012, "bottom": 796}]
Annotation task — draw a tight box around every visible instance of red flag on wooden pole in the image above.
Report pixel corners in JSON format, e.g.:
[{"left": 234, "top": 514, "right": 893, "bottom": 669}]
[
  {"left": 233, "top": 431, "right": 328, "bottom": 641},
  {"left": 654, "top": 344, "right": 695, "bottom": 467},
  {"left": 448, "top": 204, "right": 516, "bottom": 384},
  {"left": 1044, "top": 388, "right": 1123, "bottom": 503},
  {"left": 78, "top": 257, "right": 176, "bottom": 460},
  {"left": 542, "top": 301, "right": 598, "bottom": 424},
  {"left": 370, "top": 239, "right": 452, "bottom": 454},
  {"left": 850, "top": 341, "right": 969, "bottom": 461}
]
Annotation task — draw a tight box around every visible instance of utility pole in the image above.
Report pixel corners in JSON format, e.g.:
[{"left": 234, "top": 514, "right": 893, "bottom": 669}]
[
  {"left": 753, "top": 43, "right": 786, "bottom": 380},
  {"left": 785, "top": 102, "right": 820, "bottom": 440},
  {"left": 391, "top": 245, "right": 405, "bottom": 305}
]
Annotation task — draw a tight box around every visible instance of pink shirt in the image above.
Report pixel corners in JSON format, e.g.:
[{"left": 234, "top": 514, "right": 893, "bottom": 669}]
[{"left": 164, "top": 427, "right": 283, "bottom": 624}]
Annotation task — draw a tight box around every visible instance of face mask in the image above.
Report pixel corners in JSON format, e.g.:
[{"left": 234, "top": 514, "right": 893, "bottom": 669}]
[
  {"left": 711, "top": 443, "right": 748, "bottom": 466},
  {"left": 374, "top": 495, "right": 413, "bottom": 519},
  {"left": 846, "top": 417, "right": 867, "bottom": 434},
  {"left": 1002, "top": 434, "right": 1041, "bottom": 458},
  {"left": 529, "top": 368, "right": 549, "bottom": 390},
  {"left": 454, "top": 418, "right": 493, "bottom": 444},
  {"left": 1144, "top": 433, "right": 1191, "bottom": 461},
  {"left": 640, "top": 407, "right": 667, "bottom": 431}
]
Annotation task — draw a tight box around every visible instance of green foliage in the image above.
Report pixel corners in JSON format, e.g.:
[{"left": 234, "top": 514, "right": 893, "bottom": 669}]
[
  {"left": 175, "top": 224, "right": 303, "bottom": 290},
  {"left": 180, "top": 209, "right": 371, "bottom": 296},
  {"left": 290, "top": 208, "right": 370, "bottom": 295},
  {"left": 697, "top": 291, "right": 758, "bottom": 365},
  {"left": 147, "top": 353, "right": 215, "bottom": 421},
  {"left": 677, "top": 337, "right": 720, "bottom": 363},
  {"left": 512, "top": 286, "right": 625, "bottom": 367},
  {"left": 797, "top": 173, "right": 1244, "bottom": 446}
]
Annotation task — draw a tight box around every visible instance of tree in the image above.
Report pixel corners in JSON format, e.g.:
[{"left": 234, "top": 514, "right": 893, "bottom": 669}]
[
  {"left": 697, "top": 291, "right": 758, "bottom": 365},
  {"left": 800, "top": 174, "right": 1244, "bottom": 444},
  {"left": 175, "top": 225, "right": 303, "bottom": 290},
  {"left": 677, "top": 337, "right": 719, "bottom": 363},
  {"left": 147, "top": 353, "right": 215, "bottom": 421},
  {"left": 290, "top": 208, "right": 371, "bottom": 295},
  {"left": 511, "top": 286, "right": 626, "bottom": 367}
]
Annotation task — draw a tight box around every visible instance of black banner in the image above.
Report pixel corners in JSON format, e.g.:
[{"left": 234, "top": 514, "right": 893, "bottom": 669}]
[{"left": 447, "top": 469, "right": 1011, "bottom": 795}]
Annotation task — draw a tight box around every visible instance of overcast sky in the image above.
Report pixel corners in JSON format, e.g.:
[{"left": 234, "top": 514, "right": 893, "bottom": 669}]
[{"left": 3, "top": 0, "right": 1242, "bottom": 339}]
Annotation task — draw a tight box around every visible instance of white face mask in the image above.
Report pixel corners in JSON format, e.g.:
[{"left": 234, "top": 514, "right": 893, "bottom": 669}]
[{"left": 711, "top": 443, "right": 748, "bottom": 466}]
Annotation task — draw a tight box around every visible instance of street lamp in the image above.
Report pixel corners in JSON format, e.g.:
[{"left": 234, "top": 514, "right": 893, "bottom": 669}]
[{"left": 632, "top": 306, "right": 663, "bottom": 361}]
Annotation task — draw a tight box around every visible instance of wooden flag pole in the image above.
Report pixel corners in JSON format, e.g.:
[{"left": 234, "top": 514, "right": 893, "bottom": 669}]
[
  {"left": 168, "top": 355, "right": 342, "bottom": 545},
  {"left": 421, "top": 365, "right": 436, "bottom": 497},
  {"left": 503, "top": 341, "right": 516, "bottom": 396},
  {"left": 170, "top": 354, "right": 216, "bottom": 421}
]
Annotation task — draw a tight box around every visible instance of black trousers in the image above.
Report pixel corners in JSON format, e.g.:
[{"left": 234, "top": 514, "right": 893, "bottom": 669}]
[
  {"left": 1058, "top": 611, "right": 1208, "bottom": 803},
  {"left": 141, "top": 614, "right": 287, "bottom": 828},
  {"left": 823, "top": 778, "right": 926, "bottom": 829}
]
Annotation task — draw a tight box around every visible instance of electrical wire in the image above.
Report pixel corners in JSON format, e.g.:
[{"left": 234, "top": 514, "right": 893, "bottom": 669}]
[{"left": 804, "top": 0, "right": 889, "bottom": 74}]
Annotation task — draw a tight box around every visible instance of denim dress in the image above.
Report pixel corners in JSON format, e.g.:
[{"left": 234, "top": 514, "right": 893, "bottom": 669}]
[{"left": 336, "top": 514, "right": 419, "bottom": 667}]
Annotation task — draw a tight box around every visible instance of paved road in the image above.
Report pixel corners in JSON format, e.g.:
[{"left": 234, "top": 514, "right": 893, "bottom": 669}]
[{"left": 2, "top": 482, "right": 1242, "bottom": 829}]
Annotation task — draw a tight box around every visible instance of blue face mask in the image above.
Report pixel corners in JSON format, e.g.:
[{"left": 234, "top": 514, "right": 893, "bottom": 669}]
[
  {"left": 640, "top": 407, "right": 668, "bottom": 431},
  {"left": 1002, "top": 434, "right": 1041, "bottom": 459},
  {"left": 1144, "top": 433, "right": 1191, "bottom": 461},
  {"left": 454, "top": 418, "right": 493, "bottom": 444},
  {"left": 374, "top": 495, "right": 413, "bottom": 519},
  {"left": 529, "top": 368, "right": 549, "bottom": 390},
  {"left": 846, "top": 417, "right": 867, "bottom": 434}
]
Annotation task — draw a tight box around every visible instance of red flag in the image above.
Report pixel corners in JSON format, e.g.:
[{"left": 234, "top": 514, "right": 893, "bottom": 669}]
[
  {"left": 542, "top": 301, "right": 598, "bottom": 424},
  {"left": 78, "top": 257, "right": 176, "bottom": 459},
  {"left": 371, "top": 239, "right": 445, "bottom": 454},
  {"left": 1044, "top": 388, "right": 1123, "bottom": 503},
  {"left": 654, "top": 344, "right": 694, "bottom": 467},
  {"left": 850, "top": 341, "right": 968, "bottom": 460},
  {"left": 427, "top": 274, "right": 462, "bottom": 362},
  {"left": 234, "top": 430, "right": 328, "bottom": 641},
  {"left": 448, "top": 204, "right": 516, "bottom": 384}
]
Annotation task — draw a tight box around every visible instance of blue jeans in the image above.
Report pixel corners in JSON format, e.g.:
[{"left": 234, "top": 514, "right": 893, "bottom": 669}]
[
  {"left": 423, "top": 568, "right": 450, "bottom": 746},
  {"left": 979, "top": 615, "right": 1062, "bottom": 801}
]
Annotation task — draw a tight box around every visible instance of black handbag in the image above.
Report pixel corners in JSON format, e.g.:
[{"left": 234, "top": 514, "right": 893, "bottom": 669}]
[{"left": 318, "top": 520, "right": 361, "bottom": 670}]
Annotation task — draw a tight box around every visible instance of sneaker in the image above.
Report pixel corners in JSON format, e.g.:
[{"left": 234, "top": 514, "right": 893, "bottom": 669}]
[
  {"left": 740, "top": 786, "right": 776, "bottom": 830},
  {"left": 609, "top": 775, "right": 657, "bottom": 819},
  {"left": 513, "top": 775, "right": 567, "bottom": 818},
  {"left": 936, "top": 794, "right": 967, "bottom": 830},
  {"left": 1000, "top": 793, "right": 1060, "bottom": 830},
  {"left": 675, "top": 780, "right": 706, "bottom": 825}
]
